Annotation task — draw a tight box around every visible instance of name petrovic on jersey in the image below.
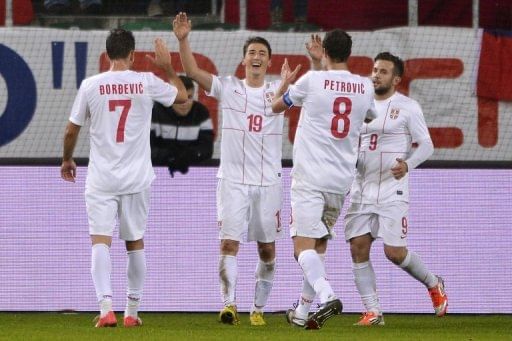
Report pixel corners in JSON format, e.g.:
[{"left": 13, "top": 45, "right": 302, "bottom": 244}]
[
  {"left": 324, "top": 80, "right": 365, "bottom": 94},
  {"left": 99, "top": 83, "right": 144, "bottom": 95}
]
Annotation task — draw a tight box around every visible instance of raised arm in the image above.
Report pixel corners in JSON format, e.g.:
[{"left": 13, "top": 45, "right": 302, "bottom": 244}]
[
  {"left": 272, "top": 58, "right": 302, "bottom": 113},
  {"left": 173, "top": 12, "right": 213, "bottom": 92},
  {"left": 306, "top": 34, "right": 324, "bottom": 71},
  {"left": 146, "top": 37, "right": 188, "bottom": 104}
]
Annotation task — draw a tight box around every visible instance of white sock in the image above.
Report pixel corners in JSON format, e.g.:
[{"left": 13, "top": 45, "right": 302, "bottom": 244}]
[
  {"left": 99, "top": 297, "right": 113, "bottom": 317},
  {"left": 295, "top": 253, "right": 325, "bottom": 319},
  {"left": 219, "top": 255, "right": 238, "bottom": 306},
  {"left": 125, "top": 249, "right": 146, "bottom": 318},
  {"left": 399, "top": 251, "right": 438, "bottom": 288},
  {"left": 298, "top": 250, "right": 335, "bottom": 304},
  {"left": 91, "top": 243, "right": 112, "bottom": 315},
  {"left": 252, "top": 259, "right": 275, "bottom": 313},
  {"left": 353, "top": 261, "right": 381, "bottom": 314}
]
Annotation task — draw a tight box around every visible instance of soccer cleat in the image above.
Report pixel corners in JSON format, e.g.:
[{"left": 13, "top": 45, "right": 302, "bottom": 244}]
[
  {"left": 304, "top": 299, "right": 342, "bottom": 330},
  {"left": 249, "top": 311, "right": 266, "bottom": 326},
  {"left": 218, "top": 305, "right": 240, "bottom": 325},
  {"left": 285, "top": 309, "right": 306, "bottom": 327},
  {"left": 94, "top": 311, "right": 117, "bottom": 328},
  {"left": 428, "top": 276, "right": 448, "bottom": 317},
  {"left": 354, "top": 311, "right": 385, "bottom": 326},
  {"left": 123, "top": 316, "right": 143, "bottom": 327}
]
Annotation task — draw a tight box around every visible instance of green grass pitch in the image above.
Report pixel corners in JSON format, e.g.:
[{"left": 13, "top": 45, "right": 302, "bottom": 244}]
[{"left": 1, "top": 312, "right": 511, "bottom": 340}]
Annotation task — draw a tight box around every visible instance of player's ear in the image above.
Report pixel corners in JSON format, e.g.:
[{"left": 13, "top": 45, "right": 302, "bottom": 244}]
[
  {"left": 268, "top": 59, "right": 272, "bottom": 68},
  {"left": 393, "top": 75, "right": 401, "bottom": 86}
]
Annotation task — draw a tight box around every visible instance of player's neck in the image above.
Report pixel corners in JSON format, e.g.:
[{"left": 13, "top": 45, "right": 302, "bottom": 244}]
[
  {"left": 375, "top": 90, "right": 396, "bottom": 101},
  {"left": 109, "top": 59, "right": 131, "bottom": 72},
  {"left": 245, "top": 74, "right": 265, "bottom": 88},
  {"left": 326, "top": 61, "right": 348, "bottom": 71}
]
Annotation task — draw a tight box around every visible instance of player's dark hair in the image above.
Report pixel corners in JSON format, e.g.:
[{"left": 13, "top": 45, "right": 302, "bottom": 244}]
[
  {"left": 106, "top": 29, "right": 135, "bottom": 60},
  {"left": 323, "top": 29, "right": 352, "bottom": 63},
  {"left": 374, "top": 52, "right": 405, "bottom": 77},
  {"left": 179, "top": 75, "right": 195, "bottom": 91},
  {"left": 243, "top": 36, "right": 272, "bottom": 58}
]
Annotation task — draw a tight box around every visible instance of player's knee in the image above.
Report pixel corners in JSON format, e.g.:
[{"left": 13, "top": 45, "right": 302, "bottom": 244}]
[
  {"left": 349, "top": 238, "right": 371, "bottom": 262},
  {"left": 384, "top": 245, "right": 407, "bottom": 265},
  {"left": 257, "top": 242, "right": 275, "bottom": 261},
  {"left": 220, "top": 239, "right": 239, "bottom": 255}
]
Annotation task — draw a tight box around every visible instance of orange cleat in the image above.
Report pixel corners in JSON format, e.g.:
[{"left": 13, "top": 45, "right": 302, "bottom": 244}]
[
  {"left": 94, "top": 311, "right": 117, "bottom": 328},
  {"left": 123, "top": 316, "right": 143, "bottom": 327},
  {"left": 428, "top": 276, "right": 448, "bottom": 317},
  {"left": 354, "top": 311, "right": 385, "bottom": 326}
]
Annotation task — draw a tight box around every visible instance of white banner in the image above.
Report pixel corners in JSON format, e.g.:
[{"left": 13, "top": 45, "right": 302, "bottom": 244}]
[{"left": 0, "top": 27, "right": 510, "bottom": 161}]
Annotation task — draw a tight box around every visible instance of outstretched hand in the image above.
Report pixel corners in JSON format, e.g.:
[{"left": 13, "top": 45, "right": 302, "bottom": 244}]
[
  {"left": 305, "top": 34, "right": 323, "bottom": 62},
  {"left": 173, "top": 12, "right": 191, "bottom": 41},
  {"left": 145, "top": 38, "right": 172, "bottom": 69},
  {"left": 280, "top": 58, "right": 302, "bottom": 86}
]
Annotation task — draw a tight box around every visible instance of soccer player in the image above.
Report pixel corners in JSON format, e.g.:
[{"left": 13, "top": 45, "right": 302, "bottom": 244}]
[
  {"left": 173, "top": 12, "right": 298, "bottom": 326},
  {"left": 345, "top": 52, "right": 447, "bottom": 326},
  {"left": 272, "top": 29, "right": 376, "bottom": 329},
  {"left": 60, "top": 29, "right": 187, "bottom": 328}
]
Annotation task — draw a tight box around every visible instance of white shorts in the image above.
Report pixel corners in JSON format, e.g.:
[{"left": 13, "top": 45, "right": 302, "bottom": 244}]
[
  {"left": 217, "top": 179, "right": 283, "bottom": 243},
  {"left": 290, "top": 179, "right": 345, "bottom": 239},
  {"left": 344, "top": 202, "right": 409, "bottom": 247},
  {"left": 85, "top": 187, "right": 151, "bottom": 241}
]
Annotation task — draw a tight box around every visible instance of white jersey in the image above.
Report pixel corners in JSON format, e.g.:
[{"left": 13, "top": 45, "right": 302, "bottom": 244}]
[
  {"left": 286, "top": 70, "right": 375, "bottom": 194},
  {"left": 207, "top": 75, "right": 283, "bottom": 186},
  {"left": 69, "top": 70, "right": 178, "bottom": 194},
  {"left": 350, "top": 92, "right": 432, "bottom": 204}
]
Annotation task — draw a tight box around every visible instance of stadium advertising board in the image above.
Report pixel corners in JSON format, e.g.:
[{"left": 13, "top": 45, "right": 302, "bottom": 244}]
[
  {"left": 0, "top": 27, "right": 511, "bottom": 161},
  {"left": 1, "top": 167, "right": 511, "bottom": 313}
]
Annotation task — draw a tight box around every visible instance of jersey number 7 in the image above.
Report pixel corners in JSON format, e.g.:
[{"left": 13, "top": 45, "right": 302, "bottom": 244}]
[
  {"left": 331, "top": 97, "right": 352, "bottom": 138},
  {"left": 109, "top": 99, "right": 132, "bottom": 143}
]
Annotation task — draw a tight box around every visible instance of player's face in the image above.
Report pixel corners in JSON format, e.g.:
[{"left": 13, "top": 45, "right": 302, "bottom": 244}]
[
  {"left": 172, "top": 88, "right": 194, "bottom": 116},
  {"left": 372, "top": 60, "right": 400, "bottom": 96},
  {"left": 242, "top": 43, "right": 271, "bottom": 77}
]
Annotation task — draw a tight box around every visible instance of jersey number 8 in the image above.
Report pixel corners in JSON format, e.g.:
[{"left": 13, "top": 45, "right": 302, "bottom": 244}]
[{"left": 331, "top": 97, "right": 352, "bottom": 139}]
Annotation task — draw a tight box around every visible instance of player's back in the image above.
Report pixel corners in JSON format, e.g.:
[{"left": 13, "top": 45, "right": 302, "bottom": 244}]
[
  {"left": 79, "top": 70, "right": 166, "bottom": 194},
  {"left": 291, "top": 70, "right": 374, "bottom": 194}
]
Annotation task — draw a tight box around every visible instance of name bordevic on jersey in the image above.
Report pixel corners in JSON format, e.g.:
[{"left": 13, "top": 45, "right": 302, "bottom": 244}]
[
  {"left": 207, "top": 75, "right": 284, "bottom": 186},
  {"left": 350, "top": 92, "right": 432, "bottom": 204},
  {"left": 287, "top": 70, "right": 375, "bottom": 195},
  {"left": 69, "top": 70, "right": 178, "bottom": 195}
]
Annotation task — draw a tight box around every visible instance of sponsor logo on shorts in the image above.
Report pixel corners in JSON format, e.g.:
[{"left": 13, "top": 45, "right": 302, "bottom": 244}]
[{"left": 397, "top": 190, "right": 403, "bottom": 195}]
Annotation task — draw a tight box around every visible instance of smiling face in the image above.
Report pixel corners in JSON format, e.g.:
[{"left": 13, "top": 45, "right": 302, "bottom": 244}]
[{"left": 242, "top": 42, "right": 271, "bottom": 81}]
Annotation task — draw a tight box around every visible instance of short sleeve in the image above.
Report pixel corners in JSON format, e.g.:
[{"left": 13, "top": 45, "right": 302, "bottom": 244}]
[
  {"left": 205, "top": 75, "right": 223, "bottom": 100},
  {"left": 69, "top": 81, "right": 89, "bottom": 126},
  {"left": 147, "top": 73, "right": 177, "bottom": 107},
  {"left": 287, "top": 71, "right": 310, "bottom": 107}
]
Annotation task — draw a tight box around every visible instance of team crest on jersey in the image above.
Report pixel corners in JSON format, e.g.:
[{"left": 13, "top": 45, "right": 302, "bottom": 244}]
[
  {"left": 390, "top": 108, "right": 400, "bottom": 119},
  {"left": 389, "top": 108, "right": 400, "bottom": 120},
  {"left": 265, "top": 91, "right": 275, "bottom": 104}
]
